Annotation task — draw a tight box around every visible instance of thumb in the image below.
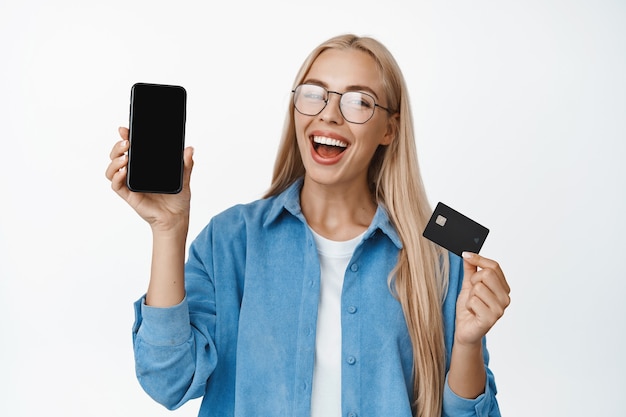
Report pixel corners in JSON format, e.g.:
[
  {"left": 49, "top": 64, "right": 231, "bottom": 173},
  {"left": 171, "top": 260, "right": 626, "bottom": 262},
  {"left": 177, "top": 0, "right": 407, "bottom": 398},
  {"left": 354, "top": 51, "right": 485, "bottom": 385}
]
[
  {"left": 182, "top": 146, "right": 194, "bottom": 187},
  {"left": 461, "top": 251, "right": 478, "bottom": 289}
]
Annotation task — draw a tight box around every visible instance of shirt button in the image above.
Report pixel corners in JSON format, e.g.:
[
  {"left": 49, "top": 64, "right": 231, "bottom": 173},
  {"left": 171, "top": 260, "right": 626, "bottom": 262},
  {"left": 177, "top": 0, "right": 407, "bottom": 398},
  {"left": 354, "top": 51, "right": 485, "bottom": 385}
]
[
  {"left": 346, "top": 356, "right": 356, "bottom": 365},
  {"left": 350, "top": 263, "right": 359, "bottom": 272},
  {"left": 347, "top": 306, "right": 357, "bottom": 314},
  {"left": 348, "top": 413, "right": 358, "bottom": 417}
]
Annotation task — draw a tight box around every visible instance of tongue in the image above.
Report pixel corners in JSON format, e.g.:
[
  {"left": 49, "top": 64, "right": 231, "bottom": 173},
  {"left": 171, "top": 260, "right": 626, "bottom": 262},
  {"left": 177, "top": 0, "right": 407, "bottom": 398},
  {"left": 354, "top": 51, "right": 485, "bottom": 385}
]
[{"left": 317, "top": 144, "right": 344, "bottom": 159}]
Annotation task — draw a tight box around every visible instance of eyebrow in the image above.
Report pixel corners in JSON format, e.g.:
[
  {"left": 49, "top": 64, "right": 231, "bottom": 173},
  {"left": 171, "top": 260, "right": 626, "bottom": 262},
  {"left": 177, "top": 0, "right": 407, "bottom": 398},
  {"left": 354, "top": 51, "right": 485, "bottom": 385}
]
[{"left": 303, "top": 78, "right": 382, "bottom": 101}]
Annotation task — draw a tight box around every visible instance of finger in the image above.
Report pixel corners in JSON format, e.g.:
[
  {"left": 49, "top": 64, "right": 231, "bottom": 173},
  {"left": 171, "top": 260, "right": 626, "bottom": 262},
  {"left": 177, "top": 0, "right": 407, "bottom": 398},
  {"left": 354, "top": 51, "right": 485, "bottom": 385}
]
[
  {"left": 110, "top": 164, "right": 131, "bottom": 200},
  {"left": 465, "top": 293, "right": 501, "bottom": 334},
  {"left": 105, "top": 153, "right": 128, "bottom": 181},
  {"left": 464, "top": 289, "right": 489, "bottom": 318},
  {"left": 181, "top": 146, "right": 194, "bottom": 188},
  {"left": 109, "top": 137, "right": 129, "bottom": 160},
  {"left": 472, "top": 268, "right": 511, "bottom": 309},
  {"left": 118, "top": 126, "right": 129, "bottom": 140},
  {"left": 462, "top": 252, "right": 509, "bottom": 293},
  {"left": 462, "top": 252, "right": 478, "bottom": 291},
  {"left": 469, "top": 280, "right": 508, "bottom": 319},
  {"left": 471, "top": 263, "right": 510, "bottom": 294},
  {"left": 462, "top": 251, "right": 500, "bottom": 271}
]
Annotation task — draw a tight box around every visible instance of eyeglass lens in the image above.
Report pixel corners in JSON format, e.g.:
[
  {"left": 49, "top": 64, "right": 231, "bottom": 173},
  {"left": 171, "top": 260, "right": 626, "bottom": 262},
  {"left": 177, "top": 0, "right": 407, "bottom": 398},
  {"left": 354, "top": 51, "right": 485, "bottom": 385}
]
[{"left": 293, "top": 84, "right": 376, "bottom": 124}]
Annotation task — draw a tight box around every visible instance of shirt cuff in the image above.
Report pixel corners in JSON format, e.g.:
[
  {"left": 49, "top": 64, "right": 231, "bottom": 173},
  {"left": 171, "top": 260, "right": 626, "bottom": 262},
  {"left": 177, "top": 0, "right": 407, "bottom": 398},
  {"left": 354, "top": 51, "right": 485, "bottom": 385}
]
[
  {"left": 443, "top": 373, "right": 493, "bottom": 417},
  {"left": 133, "top": 296, "right": 191, "bottom": 347}
]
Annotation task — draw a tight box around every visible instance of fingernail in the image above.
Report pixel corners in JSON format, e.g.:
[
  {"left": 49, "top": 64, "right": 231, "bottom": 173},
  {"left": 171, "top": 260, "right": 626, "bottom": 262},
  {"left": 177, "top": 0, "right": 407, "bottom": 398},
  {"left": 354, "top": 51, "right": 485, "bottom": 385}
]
[{"left": 462, "top": 252, "right": 473, "bottom": 259}]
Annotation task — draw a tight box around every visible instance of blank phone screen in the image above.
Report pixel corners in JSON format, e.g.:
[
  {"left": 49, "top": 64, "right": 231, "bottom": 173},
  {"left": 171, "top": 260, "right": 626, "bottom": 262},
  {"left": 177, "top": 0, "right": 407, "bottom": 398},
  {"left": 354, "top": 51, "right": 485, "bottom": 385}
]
[{"left": 127, "top": 83, "right": 186, "bottom": 193}]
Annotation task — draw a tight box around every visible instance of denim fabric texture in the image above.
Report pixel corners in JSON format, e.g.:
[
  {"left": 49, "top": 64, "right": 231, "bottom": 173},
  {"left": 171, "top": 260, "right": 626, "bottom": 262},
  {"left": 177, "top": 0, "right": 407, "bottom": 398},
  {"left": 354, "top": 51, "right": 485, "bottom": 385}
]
[{"left": 132, "top": 178, "right": 501, "bottom": 417}]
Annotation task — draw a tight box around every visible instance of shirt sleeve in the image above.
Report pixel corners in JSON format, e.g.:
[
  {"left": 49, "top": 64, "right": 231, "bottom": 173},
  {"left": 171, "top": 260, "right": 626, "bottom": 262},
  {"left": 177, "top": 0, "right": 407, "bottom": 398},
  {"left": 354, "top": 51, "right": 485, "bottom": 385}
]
[
  {"left": 442, "top": 350, "right": 501, "bottom": 417},
  {"left": 132, "top": 296, "right": 217, "bottom": 410},
  {"left": 131, "top": 225, "right": 219, "bottom": 410}
]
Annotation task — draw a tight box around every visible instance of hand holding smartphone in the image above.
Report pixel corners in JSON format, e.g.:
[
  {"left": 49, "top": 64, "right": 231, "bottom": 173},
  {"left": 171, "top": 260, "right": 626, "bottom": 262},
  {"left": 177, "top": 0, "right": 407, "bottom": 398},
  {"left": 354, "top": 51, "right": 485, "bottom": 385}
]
[{"left": 127, "top": 82, "right": 187, "bottom": 194}]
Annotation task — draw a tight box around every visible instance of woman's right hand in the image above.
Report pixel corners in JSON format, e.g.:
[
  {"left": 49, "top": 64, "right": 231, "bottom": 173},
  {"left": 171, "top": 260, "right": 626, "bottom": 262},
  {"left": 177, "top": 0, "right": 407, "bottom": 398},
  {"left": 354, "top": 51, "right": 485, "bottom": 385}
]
[{"left": 105, "top": 126, "right": 195, "bottom": 233}]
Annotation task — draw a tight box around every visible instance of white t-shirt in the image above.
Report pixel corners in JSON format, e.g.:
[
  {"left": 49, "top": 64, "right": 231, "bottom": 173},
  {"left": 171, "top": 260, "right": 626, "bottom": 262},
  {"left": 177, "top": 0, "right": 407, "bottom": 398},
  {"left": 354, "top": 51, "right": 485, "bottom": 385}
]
[{"left": 309, "top": 228, "right": 365, "bottom": 417}]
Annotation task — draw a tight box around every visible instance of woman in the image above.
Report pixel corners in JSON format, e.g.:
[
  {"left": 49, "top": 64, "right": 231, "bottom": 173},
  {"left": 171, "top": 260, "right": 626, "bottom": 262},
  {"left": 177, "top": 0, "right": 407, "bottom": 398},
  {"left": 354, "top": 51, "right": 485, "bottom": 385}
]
[{"left": 106, "top": 34, "right": 510, "bottom": 417}]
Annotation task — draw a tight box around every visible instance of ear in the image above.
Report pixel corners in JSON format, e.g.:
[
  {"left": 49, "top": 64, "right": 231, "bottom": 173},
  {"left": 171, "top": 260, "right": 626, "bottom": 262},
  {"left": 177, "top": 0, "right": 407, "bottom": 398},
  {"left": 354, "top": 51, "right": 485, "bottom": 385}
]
[{"left": 380, "top": 112, "right": 399, "bottom": 146}]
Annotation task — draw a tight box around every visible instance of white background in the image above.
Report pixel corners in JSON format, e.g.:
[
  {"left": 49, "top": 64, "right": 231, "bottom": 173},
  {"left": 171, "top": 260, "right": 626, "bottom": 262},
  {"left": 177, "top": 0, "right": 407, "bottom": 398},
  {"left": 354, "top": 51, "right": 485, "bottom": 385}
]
[{"left": 1, "top": 0, "right": 624, "bottom": 416}]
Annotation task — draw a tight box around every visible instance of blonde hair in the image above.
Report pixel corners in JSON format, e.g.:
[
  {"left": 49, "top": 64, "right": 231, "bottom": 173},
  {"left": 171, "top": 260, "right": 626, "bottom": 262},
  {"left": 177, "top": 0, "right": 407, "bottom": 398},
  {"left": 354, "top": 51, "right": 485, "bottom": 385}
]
[{"left": 264, "top": 34, "right": 450, "bottom": 417}]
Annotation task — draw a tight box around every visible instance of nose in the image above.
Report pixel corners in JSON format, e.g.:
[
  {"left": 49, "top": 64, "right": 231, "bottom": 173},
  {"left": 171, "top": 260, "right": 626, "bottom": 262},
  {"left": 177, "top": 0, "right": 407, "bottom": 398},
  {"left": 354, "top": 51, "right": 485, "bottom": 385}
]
[{"left": 319, "top": 91, "right": 343, "bottom": 124}]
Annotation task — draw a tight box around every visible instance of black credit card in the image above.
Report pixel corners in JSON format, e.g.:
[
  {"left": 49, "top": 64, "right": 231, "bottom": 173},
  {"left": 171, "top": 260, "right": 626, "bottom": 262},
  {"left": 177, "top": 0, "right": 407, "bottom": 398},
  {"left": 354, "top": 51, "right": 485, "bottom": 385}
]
[{"left": 422, "top": 202, "right": 489, "bottom": 257}]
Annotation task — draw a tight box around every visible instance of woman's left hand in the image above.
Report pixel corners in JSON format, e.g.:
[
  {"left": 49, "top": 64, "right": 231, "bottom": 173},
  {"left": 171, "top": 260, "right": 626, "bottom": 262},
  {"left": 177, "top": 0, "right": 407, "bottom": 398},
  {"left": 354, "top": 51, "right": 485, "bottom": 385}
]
[{"left": 454, "top": 252, "right": 511, "bottom": 347}]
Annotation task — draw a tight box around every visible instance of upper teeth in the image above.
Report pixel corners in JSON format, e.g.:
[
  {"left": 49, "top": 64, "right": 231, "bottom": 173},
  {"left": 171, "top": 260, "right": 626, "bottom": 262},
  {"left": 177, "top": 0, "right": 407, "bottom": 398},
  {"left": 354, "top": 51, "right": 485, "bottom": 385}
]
[{"left": 313, "top": 136, "right": 348, "bottom": 148}]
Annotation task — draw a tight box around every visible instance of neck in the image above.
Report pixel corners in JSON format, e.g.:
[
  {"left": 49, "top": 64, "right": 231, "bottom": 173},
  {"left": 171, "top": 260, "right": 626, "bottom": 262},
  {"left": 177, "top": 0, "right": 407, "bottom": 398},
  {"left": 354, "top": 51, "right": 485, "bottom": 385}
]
[{"left": 300, "top": 176, "right": 377, "bottom": 241}]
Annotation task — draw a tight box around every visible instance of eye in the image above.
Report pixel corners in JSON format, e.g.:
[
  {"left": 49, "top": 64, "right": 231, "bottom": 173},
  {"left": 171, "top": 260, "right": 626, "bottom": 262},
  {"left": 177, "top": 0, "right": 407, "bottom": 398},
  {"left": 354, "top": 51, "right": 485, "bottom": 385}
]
[
  {"left": 343, "top": 92, "right": 374, "bottom": 109},
  {"left": 304, "top": 92, "right": 324, "bottom": 101},
  {"left": 300, "top": 85, "right": 326, "bottom": 101}
]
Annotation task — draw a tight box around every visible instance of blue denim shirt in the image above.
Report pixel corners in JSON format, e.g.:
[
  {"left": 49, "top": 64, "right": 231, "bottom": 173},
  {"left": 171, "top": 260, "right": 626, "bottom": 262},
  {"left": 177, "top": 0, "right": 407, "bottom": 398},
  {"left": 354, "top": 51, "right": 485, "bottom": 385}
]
[{"left": 132, "top": 179, "right": 501, "bottom": 417}]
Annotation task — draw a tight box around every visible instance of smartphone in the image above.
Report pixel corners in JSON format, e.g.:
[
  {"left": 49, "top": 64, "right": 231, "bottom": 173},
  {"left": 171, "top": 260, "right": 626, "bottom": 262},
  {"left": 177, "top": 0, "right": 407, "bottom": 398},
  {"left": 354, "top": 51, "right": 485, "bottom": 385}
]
[{"left": 127, "top": 82, "right": 187, "bottom": 193}]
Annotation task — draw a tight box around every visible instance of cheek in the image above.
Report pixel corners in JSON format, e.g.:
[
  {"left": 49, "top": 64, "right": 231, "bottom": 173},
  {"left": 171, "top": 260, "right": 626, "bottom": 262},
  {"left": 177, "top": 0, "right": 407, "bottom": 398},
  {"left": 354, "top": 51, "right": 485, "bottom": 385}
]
[
  {"left": 357, "top": 127, "right": 386, "bottom": 149},
  {"left": 294, "top": 115, "right": 302, "bottom": 133},
  {"left": 294, "top": 114, "right": 310, "bottom": 143},
  {"left": 294, "top": 110, "right": 309, "bottom": 126},
  {"left": 293, "top": 116, "right": 309, "bottom": 152},
  {"left": 368, "top": 121, "right": 393, "bottom": 146}
]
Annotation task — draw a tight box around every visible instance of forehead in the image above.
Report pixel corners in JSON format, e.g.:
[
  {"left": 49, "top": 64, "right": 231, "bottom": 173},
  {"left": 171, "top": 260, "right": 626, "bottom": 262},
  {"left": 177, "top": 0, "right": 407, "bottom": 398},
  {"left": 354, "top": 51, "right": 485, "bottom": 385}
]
[{"left": 305, "top": 48, "right": 384, "bottom": 93}]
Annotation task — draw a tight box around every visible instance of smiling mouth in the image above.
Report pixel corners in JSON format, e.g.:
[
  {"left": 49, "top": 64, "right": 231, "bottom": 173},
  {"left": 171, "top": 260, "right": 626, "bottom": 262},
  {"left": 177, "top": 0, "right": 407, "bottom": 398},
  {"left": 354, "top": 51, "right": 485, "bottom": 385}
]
[{"left": 312, "top": 135, "right": 348, "bottom": 158}]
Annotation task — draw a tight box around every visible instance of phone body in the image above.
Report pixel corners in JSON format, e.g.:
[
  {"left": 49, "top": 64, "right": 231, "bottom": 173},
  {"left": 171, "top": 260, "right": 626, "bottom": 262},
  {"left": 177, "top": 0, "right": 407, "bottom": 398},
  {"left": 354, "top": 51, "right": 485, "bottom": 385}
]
[{"left": 127, "top": 82, "right": 187, "bottom": 193}]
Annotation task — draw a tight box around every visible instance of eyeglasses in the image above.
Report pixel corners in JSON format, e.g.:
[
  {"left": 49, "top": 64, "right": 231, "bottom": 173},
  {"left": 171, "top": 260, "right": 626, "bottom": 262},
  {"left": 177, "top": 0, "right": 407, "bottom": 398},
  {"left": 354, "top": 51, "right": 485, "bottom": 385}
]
[{"left": 292, "top": 83, "right": 392, "bottom": 124}]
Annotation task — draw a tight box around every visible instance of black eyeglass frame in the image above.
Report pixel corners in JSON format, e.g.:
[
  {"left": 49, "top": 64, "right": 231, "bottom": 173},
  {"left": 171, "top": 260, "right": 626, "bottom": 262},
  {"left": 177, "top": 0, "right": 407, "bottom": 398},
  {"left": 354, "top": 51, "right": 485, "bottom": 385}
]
[{"left": 291, "top": 84, "right": 393, "bottom": 124}]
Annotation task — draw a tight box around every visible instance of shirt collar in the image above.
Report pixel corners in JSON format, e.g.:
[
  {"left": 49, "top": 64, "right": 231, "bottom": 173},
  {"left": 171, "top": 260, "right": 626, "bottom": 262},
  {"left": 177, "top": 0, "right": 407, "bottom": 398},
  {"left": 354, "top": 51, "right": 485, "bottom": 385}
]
[{"left": 263, "top": 177, "right": 403, "bottom": 250}]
